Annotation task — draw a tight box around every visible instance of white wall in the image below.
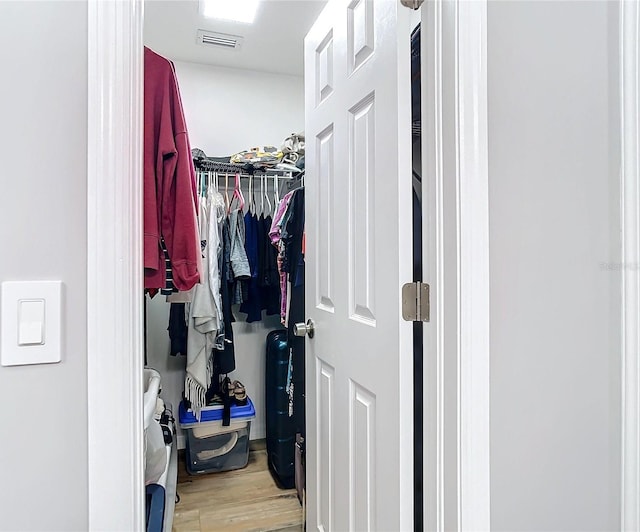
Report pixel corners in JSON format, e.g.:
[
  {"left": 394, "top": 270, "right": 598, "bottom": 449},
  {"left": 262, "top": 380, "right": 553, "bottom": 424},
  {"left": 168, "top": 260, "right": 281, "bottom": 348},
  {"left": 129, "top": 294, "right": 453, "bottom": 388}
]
[
  {"left": 173, "top": 61, "right": 304, "bottom": 157},
  {"left": 145, "top": 61, "right": 304, "bottom": 445},
  {"left": 0, "top": 1, "right": 88, "bottom": 530},
  {"left": 488, "top": 1, "right": 621, "bottom": 530}
]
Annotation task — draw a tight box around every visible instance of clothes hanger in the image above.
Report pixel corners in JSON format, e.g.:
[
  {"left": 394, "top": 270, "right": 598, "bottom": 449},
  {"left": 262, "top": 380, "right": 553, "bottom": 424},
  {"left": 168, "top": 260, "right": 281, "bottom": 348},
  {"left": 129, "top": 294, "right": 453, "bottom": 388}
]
[
  {"left": 211, "top": 170, "right": 218, "bottom": 198},
  {"left": 260, "top": 174, "right": 265, "bottom": 215},
  {"left": 249, "top": 174, "right": 258, "bottom": 215},
  {"left": 230, "top": 172, "right": 245, "bottom": 213},
  {"left": 239, "top": 174, "right": 246, "bottom": 211},
  {"left": 224, "top": 173, "right": 230, "bottom": 211},
  {"left": 264, "top": 174, "right": 272, "bottom": 216},
  {"left": 272, "top": 174, "right": 280, "bottom": 217}
]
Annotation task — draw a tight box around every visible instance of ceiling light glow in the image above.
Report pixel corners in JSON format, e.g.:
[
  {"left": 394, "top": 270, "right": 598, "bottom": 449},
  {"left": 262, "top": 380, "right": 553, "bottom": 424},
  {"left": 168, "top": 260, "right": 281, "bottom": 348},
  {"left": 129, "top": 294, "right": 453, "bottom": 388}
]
[{"left": 201, "top": 0, "right": 261, "bottom": 24}]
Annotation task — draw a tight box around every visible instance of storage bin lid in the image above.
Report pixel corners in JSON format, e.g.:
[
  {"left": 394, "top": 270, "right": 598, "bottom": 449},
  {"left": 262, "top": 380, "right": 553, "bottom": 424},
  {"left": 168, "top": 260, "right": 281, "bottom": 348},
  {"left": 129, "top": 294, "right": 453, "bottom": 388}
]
[{"left": 179, "top": 398, "right": 255, "bottom": 426}]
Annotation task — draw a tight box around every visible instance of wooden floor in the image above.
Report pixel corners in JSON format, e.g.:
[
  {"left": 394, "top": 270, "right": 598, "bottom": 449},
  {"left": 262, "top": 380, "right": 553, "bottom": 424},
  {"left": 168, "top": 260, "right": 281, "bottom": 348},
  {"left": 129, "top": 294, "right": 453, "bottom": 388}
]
[{"left": 172, "top": 442, "right": 303, "bottom": 532}]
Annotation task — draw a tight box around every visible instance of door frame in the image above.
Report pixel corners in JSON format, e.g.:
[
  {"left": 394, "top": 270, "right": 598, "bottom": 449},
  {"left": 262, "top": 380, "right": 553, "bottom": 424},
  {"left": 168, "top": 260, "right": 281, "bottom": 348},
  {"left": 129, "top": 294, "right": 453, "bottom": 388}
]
[
  {"left": 87, "top": 0, "right": 145, "bottom": 530},
  {"left": 621, "top": 1, "right": 640, "bottom": 529},
  {"left": 421, "top": 1, "right": 490, "bottom": 529},
  {"left": 84, "top": 0, "right": 489, "bottom": 529}
]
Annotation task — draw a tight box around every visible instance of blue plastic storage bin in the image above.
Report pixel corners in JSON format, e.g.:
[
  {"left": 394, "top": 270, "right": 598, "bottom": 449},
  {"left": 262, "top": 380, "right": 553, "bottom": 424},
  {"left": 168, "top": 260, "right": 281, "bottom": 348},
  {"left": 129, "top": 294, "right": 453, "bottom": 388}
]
[{"left": 179, "top": 398, "right": 256, "bottom": 475}]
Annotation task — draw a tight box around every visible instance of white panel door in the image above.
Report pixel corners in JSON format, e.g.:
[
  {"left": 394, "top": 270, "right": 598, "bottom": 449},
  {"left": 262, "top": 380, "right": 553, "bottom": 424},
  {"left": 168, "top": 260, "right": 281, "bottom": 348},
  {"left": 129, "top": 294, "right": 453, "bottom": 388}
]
[{"left": 304, "top": 1, "right": 414, "bottom": 530}]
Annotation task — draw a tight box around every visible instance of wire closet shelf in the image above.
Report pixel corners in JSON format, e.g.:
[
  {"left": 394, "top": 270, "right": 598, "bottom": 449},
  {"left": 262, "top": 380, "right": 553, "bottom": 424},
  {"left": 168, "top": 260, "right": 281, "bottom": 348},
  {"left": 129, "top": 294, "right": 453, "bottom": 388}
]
[{"left": 193, "top": 157, "right": 301, "bottom": 179}]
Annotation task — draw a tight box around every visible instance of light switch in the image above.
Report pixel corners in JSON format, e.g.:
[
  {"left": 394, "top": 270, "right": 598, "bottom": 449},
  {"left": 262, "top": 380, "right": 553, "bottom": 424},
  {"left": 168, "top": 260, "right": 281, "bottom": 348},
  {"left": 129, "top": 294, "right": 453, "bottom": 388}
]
[
  {"left": 18, "top": 299, "right": 45, "bottom": 346},
  {"left": 1, "top": 281, "right": 62, "bottom": 367}
]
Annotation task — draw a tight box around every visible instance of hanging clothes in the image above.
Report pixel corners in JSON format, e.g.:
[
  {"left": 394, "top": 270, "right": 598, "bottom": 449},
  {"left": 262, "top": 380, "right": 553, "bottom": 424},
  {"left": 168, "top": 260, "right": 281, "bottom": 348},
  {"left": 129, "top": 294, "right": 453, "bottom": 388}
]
[
  {"left": 259, "top": 213, "right": 281, "bottom": 316},
  {"left": 282, "top": 189, "right": 305, "bottom": 291},
  {"left": 265, "top": 186, "right": 306, "bottom": 417},
  {"left": 144, "top": 47, "right": 200, "bottom": 292},
  {"left": 282, "top": 189, "right": 305, "bottom": 420},
  {"left": 210, "top": 184, "right": 236, "bottom": 390},
  {"left": 159, "top": 238, "right": 178, "bottom": 296},
  {"left": 206, "top": 186, "right": 226, "bottom": 347},
  {"left": 184, "top": 197, "right": 218, "bottom": 419},
  {"left": 210, "top": 220, "right": 237, "bottom": 380},
  {"left": 228, "top": 208, "right": 251, "bottom": 305},
  {"left": 235, "top": 177, "right": 289, "bottom": 323},
  {"left": 217, "top": 220, "right": 236, "bottom": 362},
  {"left": 167, "top": 303, "right": 188, "bottom": 356},
  {"left": 269, "top": 191, "right": 297, "bottom": 324},
  {"left": 205, "top": 214, "right": 239, "bottom": 426},
  {"left": 169, "top": 161, "right": 299, "bottom": 416},
  {"left": 269, "top": 191, "right": 296, "bottom": 244},
  {"left": 240, "top": 210, "right": 263, "bottom": 323}
]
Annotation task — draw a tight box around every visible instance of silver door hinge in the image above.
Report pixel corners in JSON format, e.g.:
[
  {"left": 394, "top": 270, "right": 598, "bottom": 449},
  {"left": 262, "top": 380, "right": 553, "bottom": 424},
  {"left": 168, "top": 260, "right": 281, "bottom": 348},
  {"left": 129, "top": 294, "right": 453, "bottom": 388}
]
[
  {"left": 400, "top": 0, "right": 424, "bottom": 10},
  {"left": 402, "top": 282, "right": 430, "bottom": 322}
]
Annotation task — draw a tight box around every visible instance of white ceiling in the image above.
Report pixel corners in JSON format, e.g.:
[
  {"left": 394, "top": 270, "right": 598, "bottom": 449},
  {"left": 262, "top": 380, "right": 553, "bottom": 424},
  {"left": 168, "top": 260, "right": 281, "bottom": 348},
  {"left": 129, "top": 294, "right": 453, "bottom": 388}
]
[{"left": 144, "top": 0, "right": 328, "bottom": 77}]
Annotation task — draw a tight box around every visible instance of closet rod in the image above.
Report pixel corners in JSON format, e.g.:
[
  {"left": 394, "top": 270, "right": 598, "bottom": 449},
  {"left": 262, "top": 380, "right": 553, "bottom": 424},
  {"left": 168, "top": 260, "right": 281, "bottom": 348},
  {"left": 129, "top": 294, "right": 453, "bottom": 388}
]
[
  {"left": 193, "top": 158, "right": 301, "bottom": 177},
  {"left": 196, "top": 171, "right": 299, "bottom": 181}
]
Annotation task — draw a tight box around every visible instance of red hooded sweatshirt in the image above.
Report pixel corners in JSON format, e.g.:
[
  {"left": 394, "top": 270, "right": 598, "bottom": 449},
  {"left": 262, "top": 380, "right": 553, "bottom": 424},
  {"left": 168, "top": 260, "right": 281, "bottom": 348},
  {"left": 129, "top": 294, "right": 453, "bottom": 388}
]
[{"left": 144, "top": 47, "right": 200, "bottom": 291}]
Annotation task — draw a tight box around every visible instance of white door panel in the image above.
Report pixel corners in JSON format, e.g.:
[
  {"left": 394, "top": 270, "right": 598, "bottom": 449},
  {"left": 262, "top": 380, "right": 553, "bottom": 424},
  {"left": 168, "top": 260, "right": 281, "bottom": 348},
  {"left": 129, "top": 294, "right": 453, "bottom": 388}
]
[{"left": 305, "top": 1, "right": 414, "bottom": 530}]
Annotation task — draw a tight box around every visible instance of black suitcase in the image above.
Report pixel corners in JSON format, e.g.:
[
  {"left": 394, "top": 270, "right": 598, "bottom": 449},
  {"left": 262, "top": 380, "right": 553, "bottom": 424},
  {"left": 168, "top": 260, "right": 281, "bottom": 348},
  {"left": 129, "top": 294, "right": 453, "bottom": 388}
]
[{"left": 265, "top": 329, "right": 296, "bottom": 488}]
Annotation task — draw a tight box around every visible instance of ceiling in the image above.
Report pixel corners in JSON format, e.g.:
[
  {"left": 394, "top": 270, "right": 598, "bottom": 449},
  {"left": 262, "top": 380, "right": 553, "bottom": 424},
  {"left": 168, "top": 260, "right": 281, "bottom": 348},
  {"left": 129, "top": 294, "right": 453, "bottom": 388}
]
[{"left": 144, "top": 0, "right": 328, "bottom": 77}]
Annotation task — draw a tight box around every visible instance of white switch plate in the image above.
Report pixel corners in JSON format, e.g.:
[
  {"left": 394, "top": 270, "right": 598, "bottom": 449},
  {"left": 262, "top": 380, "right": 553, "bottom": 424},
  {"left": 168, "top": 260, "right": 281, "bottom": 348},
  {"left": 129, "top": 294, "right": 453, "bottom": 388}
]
[{"left": 1, "top": 281, "right": 63, "bottom": 366}]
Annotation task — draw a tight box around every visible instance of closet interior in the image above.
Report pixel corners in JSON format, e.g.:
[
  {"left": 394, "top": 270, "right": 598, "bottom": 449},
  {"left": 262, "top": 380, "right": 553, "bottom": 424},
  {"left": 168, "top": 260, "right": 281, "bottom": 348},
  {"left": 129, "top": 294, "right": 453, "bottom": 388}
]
[{"left": 141, "top": 2, "right": 323, "bottom": 531}]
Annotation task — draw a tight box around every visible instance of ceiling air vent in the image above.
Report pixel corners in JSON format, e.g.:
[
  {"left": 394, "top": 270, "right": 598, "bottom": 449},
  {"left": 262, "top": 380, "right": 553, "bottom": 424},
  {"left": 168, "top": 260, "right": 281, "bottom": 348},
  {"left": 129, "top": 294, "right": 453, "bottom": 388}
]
[{"left": 197, "top": 30, "right": 243, "bottom": 50}]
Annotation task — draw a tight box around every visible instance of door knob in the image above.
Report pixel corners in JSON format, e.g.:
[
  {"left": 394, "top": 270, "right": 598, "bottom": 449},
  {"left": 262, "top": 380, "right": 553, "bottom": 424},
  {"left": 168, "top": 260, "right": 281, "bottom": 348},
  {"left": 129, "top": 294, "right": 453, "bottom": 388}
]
[{"left": 293, "top": 319, "right": 315, "bottom": 339}]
